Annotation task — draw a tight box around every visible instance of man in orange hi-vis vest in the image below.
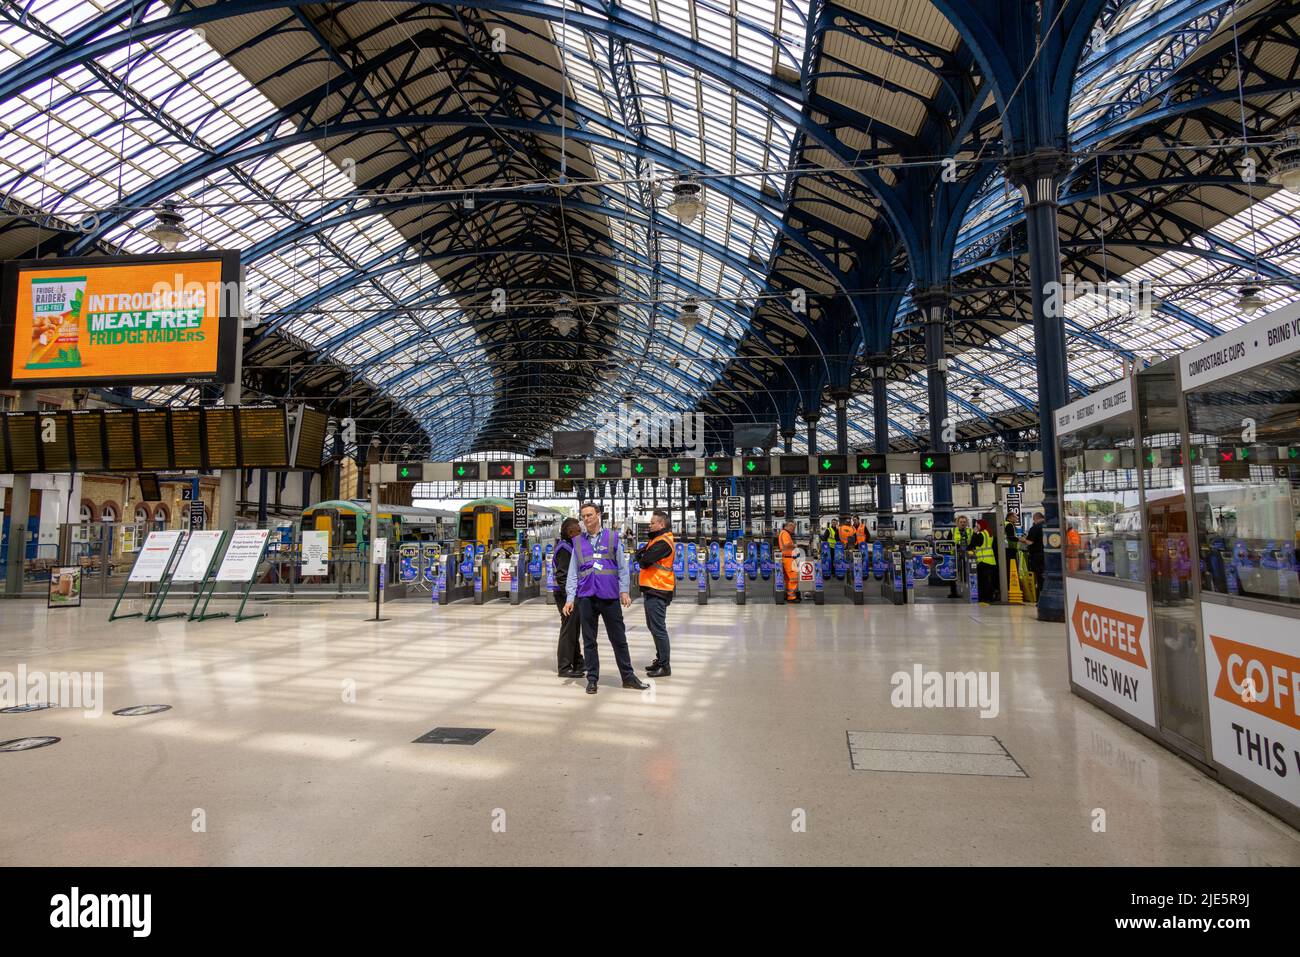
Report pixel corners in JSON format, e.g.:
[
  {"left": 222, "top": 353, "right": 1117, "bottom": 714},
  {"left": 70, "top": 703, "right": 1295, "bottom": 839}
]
[
  {"left": 778, "top": 520, "right": 800, "bottom": 603},
  {"left": 635, "top": 509, "right": 676, "bottom": 678}
]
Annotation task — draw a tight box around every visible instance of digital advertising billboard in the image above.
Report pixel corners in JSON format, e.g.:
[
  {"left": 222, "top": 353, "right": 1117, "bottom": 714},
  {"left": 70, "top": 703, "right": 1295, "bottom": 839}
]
[{"left": 0, "top": 250, "right": 241, "bottom": 389}]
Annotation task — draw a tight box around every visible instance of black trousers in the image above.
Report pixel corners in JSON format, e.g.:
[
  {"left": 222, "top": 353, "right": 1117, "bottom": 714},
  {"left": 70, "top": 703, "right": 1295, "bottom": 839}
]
[
  {"left": 579, "top": 596, "right": 634, "bottom": 684},
  {"left": 977, "top": 562, "right": 999, "bottom": 602},
  {"left": 643, "top": 593, "right": 670, "bottom": 664},
  {"left": 555, "top": 592, "right": 583, "bottom": 672}
]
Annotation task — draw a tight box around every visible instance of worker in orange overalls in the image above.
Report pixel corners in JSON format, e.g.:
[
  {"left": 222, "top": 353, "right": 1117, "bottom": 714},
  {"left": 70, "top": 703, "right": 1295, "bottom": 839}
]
[
  {"left": 838, "top": 515, "right": 855, "bottom": 547},
  {"left": 853, "top": 515, "right": 867, "bottom": 547},
  {"left": 778, "top": 519, "right": 800, "bottom": 603}
]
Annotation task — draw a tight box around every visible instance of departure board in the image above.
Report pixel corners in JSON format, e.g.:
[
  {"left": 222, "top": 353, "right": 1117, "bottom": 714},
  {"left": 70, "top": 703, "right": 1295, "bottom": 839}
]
[
  {"left": 0, "top": 415, "right": 7, "bottom": 472},
  {"left": 137, "top": 410, "right": 171, "bottom": 470},
  {"left": 292, "top": 407, "right": 327, "bottom": 470},
  {"left": 71, "top": 411, "right": 105, "bottom": 471},
  {"left": 203, "top": 407, "right": 238, "bottom": 468},
  {"left": 170, "top": 408, "right": 202, "bottom": 469},
  {"left": 103, "top": 411, "right": 137, "bottom": 470},
  {"left": 6, "top": 413, "right": 39, "bottom": 473},
  {"left": 41, "top": 412, "right": 73, "bottom": 472},
  {"left": 238, "top": 407, "right": 289, "bottom": 468}
]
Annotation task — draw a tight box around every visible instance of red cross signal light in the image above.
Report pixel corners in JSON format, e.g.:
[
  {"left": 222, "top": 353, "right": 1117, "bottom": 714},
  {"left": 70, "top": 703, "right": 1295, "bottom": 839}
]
[{"left": 487, "top": 461, "right": 514, "bottom": 480}]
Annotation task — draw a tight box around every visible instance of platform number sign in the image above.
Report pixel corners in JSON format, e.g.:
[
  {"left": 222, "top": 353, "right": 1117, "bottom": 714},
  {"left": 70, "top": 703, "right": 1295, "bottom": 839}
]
[{"left": 513, "top": 493, "right": 528, "bottom": 532}]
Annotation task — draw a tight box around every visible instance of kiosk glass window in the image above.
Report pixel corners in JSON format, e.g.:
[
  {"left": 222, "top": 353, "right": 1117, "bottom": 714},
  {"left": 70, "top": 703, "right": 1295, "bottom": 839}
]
[
  {"left": 1138, "top": 360, "right": 1205, "bottom": 753},
  {"left": 1186, "top": 354, "right": 1300, "bottom": 608},
  {"left": 1060, "top": 417, "right": 1143, "bottom": 580}
]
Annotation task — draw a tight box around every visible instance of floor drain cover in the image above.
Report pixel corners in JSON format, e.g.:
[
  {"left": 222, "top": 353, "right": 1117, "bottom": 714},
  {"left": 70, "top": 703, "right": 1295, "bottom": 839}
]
[
  {"left": 0, "top": 736, "right": 60, "bottom": 752},
  {"left": 847, "top": 731, "right": 1026, "bottom": 778},
  {"left": 112, "top": 705, "right": 172, "bottom": 716},
  {"left": 414, "top": 727, "right": 494, "bottom": 745},
  {"left": 0, "top": 703, "right": 54, "bottom": 713}
]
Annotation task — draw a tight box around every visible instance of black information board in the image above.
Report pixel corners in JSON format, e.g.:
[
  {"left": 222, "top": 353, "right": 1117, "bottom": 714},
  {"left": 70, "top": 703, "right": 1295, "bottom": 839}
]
[
  {"left": 204, "top": 406, "right": 238, "bottom": 469},
  {"left": 138, "top": 472, "right": 162, "bottom": 501},
  {"left": 103, "top": 411, "right": 137, "bottom": 470},
  {"left": 6, "top": 412, "right": 38, "bottom": 473},
  {"left": 236, "top": 407, "right": 289, "bottom": 468},
  {"left": 41, "top": 412, "right": 73, "bottom": 472},
  {"left": 137, "top": 409, "right": 171, "bottom": 470},
  {"left": 292, "top": 407, "right": 328, "bottom": 470},
  {"left": 170, "top": 408, "right": 203, "bottom": 469},
  {"left": 778, "top": 454, "right": 809, "bottom": 475},
  {"left": 71, "top": 411, "right": 104, "bottom": 470}
]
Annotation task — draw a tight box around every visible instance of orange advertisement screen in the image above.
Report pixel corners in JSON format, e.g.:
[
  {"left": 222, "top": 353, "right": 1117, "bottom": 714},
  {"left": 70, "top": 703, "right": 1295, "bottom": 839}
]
[{"left": 1, "top": 252, "right": 239, "bottom": 389}]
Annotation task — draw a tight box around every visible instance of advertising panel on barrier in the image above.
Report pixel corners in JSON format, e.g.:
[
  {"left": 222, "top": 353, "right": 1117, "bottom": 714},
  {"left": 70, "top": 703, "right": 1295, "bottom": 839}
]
[
  {"left": 1066, "top": 576, "right": 1156, "bottom": 728},
  {"left": 127, "top": 530, "right": 183, "bottom": 583},
  {"left": 1201, "top": 602, "right": 1300, "bottom": 811}
]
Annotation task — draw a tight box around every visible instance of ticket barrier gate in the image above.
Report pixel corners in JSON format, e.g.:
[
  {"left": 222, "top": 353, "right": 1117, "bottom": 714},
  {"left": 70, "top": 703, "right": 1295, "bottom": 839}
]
[
  {"left": 476, "top": 547, "right": 513, "bottom": 605},
  {"left": 509, "top": 543, "right": 545, "bottom": 605},
  {"left": 877, "top": 541, "right": 909, "bottom": 605},
  {"left": 435, "top": 545, "right": 478, "bottom": 604},
  {"left": 689, "top": 540, "right": 712, "bottom": 605}
]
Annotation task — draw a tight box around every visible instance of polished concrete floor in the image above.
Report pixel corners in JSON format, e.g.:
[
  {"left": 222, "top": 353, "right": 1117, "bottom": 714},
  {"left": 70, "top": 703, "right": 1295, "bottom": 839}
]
[{"left": 2, "top": 592, "right": 1298, "bottom": 866}]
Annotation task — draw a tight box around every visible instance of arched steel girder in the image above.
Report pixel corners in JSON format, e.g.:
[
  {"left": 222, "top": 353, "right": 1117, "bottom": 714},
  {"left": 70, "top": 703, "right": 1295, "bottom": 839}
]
[
  {"left": 1073, "top": 0, "right": 1237, "bottom": 95},
  {"left": 947, "top": 356, "right": 1036, "bottom": 409},
  {"left": 43, "top": 36, "right": 865, "bottom": 296},
  {"left": 955, "top": 237, "right": 1300, "bottom": 290},
  {"left": 380, "top": 335, "right": 720, "bottom": 411},
  {"left": 928, "top": 0, "right": 1109, "bottom": 152},
  {"left": 278, "top": 240, "right": 752, "bottom": 362},
  {"left": 11, "top": 0, "right": 915, "bottom": 258},
  {"left": 66, "top": 111, "right": 850, "bottom": 283},
  {"left": 237, "top": 190, "right": 778, "bottom": 327}
]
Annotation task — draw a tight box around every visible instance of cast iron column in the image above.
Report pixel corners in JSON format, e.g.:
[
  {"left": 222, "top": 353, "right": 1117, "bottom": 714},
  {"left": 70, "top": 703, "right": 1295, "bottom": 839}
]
[
  {"left": 1006, "top": 149, "right": 1072, "bottom": 623},
  {"left": 804, "top": 414, "right": 820, "bottom": 531},
  {"left": 782, "top": 428, "right": 796, "bottom": 519},
  {"left": 870, "top": 354, "right": 893, "bottom": 536},
  {"left": 832, "top": 390, "right": 850, "bottom": 518}
]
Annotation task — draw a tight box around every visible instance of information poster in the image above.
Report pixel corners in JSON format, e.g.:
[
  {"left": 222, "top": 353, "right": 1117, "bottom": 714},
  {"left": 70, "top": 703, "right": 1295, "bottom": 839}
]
[
  {"left": 47, "top": 566, "right": 82, "bottom": 608},
  {"left": 127, "top": 530, "right": 183, "bottom": 583},
  {"left": 120, "top": 524, "right": 140, "bottom": 553},
  {"left": 1202, "top": 602, "right": 1300, "bottom": 810},
  {"left": 2, "top": 253, "right": 237, "bottom": 389},
  {"left": 171, "top": 530, "right": 226, "bottom": 582},
  {"left": 215, "top": 528, "right": 270, "bottom": 583},
  {"left": 301, "top": 530, "right": 329, "bottom": 577},
  {"left": 1065, "top": 577, "right": 1156, "bottom": 728}
]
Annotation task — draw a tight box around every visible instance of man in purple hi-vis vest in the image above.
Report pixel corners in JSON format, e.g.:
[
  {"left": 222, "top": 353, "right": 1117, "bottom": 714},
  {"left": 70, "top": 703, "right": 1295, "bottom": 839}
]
[{"left": 562, "top": 502, "right": 650, "bottom": 694}]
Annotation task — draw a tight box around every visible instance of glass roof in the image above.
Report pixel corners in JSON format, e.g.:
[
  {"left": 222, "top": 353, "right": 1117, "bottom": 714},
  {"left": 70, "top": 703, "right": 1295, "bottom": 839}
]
[
  {"left": 1, "top": 0, "right": 1295, "bottom": 457},
  {"left": 545, "top": 0, "right": 803, "bottom": 434}
]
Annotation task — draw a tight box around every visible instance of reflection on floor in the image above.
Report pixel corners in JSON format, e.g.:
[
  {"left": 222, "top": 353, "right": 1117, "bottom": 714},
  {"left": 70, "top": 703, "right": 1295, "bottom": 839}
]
[{"left": 1, "top": 595, "right": 1297, "bottom": 866}]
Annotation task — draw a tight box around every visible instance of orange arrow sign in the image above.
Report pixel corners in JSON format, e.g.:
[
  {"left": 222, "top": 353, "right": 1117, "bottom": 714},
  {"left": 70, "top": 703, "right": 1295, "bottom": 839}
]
[
  {"left": 1210, "top": 635, "right": 1300, "bottom": 731},
  {"left": 1071, "top": 598, "right": 1147, "bottom": 668}
]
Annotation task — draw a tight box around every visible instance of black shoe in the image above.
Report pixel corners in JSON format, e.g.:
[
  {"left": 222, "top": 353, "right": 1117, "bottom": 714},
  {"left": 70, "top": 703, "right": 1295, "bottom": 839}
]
[
  {"left": 585, "top": 680, "right": 598, "bottom": 694},
  {"left": 646, "top": 664, "right": 671, "bottom": 678},
  {"left": 646, "top": 657, "right": 661, "bottom": 671},
  {"left": 558, "top": 668, "right": 585, "bottom": 679},
  {"left": 622, "top": 677, "right": 650, "bottom": 690}
]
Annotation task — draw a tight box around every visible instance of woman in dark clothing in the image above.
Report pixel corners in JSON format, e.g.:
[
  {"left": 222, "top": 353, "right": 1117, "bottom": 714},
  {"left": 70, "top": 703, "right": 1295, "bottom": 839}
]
[{"left": 554, "top": 517, "right": 585, "bottom": 678}]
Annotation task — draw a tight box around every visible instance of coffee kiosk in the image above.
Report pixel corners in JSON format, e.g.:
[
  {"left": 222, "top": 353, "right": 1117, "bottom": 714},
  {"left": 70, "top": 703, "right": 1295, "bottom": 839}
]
[{"left": 1056, "top": 301, "right": 1300, "bottom": 827}]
